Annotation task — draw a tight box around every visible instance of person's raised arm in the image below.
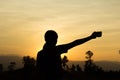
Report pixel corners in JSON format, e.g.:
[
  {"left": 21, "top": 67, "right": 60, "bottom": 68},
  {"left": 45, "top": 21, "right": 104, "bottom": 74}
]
[{"left": 63, "top": 31, "right": 102, "bottom": 50}]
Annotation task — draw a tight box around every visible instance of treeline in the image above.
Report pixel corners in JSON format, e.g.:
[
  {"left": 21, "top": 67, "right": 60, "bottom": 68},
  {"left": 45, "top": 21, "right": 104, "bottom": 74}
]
[{"left": 0, "top": 50, "right": 120, "bottom": 80}]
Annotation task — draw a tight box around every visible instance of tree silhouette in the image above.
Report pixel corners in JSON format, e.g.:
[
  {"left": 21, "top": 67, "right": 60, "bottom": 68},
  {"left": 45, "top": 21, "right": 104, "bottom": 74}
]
[
  {"left": 8, "top": 62, "right": 16, "bottom": 71},
  {"left": 22, "top": 56, "right": 36, "bottom": 80},
  {"left": 0, "top": 64, "right": 3, "bottom": 73},
  {"left": 23, "top": 56, "right": 35, "bottom": 69},
  {"left": 84, "top": 50, "right": 103, "bottom": 73},
  {"left": 61, "top": 55, "right": 69, "bottom": 70},
  {"left": 85, "top": 50, "right": 93, "bottom": 60},
  {"left": 76, "top": 64, "right": 82, "bottom": 72},
  {"left": 71, "top": 64, "right": 76, "bottom": 72}
]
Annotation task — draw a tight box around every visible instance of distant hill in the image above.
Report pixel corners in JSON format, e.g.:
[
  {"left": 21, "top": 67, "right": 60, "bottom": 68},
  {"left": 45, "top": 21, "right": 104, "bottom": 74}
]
[
  {"left": 0, "top": 55, "right": 120, "bottom": 71},
  {"left": 0, "top": 55, "right": 23, "bottom": 71},
  {"left": 67, "top": 61, "right": 120, "bottom": 71}
]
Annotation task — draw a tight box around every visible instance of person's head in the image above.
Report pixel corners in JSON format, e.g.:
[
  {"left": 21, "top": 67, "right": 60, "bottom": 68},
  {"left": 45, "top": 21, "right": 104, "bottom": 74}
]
[{"left": 44, "top": 30, "right": 58, "bottom": 45}]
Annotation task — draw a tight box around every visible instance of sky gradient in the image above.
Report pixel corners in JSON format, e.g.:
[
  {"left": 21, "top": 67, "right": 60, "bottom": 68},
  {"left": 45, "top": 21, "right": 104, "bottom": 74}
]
[{"left": 0, "top": 0, "right": 120, "bottom": 61}]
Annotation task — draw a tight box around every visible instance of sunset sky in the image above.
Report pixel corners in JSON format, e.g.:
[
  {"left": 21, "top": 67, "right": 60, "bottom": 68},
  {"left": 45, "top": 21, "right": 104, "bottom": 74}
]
[{"left": 0, "top": 0, "right": 120, "bottom": 61}]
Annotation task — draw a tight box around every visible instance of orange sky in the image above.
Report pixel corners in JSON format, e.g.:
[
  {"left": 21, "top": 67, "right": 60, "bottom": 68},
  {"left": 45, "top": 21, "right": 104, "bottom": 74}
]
[{"left": 0, "top": 0, "right": 120, "bottom": 61}]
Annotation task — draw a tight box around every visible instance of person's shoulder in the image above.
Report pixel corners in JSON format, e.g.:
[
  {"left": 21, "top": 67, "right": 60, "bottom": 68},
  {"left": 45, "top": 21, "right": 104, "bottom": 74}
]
[
  {"left": 37, "top": 50, "right": 44, "bottom": 55},
  {"left": 56, "top": 45, "right": 64, "bottom": 49},
  {"left": 56, "top": 44, "right": 68, "bottom": 50},
  {"left": 37, "top": 50, "right": 45, "bottom": 58},
  {"left": 38, "top": 50, "right": 42, "bottom": 53},
  {"left": 56, "top": 44, "right": 66, "bottom": 47},
  {"left": 56, "top": 45, "right": 68, "bottom": 53},
  {"left": 56, "top": 44, "right": 68, "bottom": 48}
]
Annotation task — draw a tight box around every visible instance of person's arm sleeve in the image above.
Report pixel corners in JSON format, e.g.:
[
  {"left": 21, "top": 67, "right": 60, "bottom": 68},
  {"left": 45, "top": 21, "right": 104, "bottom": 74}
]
[{"left": 60, "top": 35, "right": 94, "bottom": 50}]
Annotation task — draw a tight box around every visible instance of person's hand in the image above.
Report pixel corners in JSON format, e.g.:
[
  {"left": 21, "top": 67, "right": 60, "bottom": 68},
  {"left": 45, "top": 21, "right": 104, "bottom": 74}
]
[
  {"left": 90, "top": 32, "right": 97, "bottom": 39},
  {"left": 90, "top": 31, "right": 102, "bottom": 39}
]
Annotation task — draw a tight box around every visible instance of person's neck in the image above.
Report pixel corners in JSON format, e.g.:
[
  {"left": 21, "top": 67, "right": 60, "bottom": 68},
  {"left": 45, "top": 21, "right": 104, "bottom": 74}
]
[{"left": 44, "top": 42, "right": 55, "bottom": 47}]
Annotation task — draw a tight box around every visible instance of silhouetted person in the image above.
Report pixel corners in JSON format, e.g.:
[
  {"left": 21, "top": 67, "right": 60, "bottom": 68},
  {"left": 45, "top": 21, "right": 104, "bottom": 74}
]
[{"left": 36, "top": 30, "right": 102, "bottom": 80}]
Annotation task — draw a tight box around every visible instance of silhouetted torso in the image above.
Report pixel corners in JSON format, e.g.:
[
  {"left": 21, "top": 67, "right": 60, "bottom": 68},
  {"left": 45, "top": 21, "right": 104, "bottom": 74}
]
[{"left": 36, "top": 43, "right": 68, "bottom": 80}]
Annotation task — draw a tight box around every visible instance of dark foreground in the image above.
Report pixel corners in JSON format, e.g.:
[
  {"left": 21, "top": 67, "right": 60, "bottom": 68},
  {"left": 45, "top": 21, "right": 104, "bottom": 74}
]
[{"left": 0, "top": 68, "right": 120, "bottom": 80}]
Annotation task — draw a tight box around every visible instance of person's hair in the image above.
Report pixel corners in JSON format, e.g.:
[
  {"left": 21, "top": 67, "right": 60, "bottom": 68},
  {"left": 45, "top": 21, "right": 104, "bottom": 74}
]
[{"left": 44, "top": 30, "right": 58, "bottom": 42}]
